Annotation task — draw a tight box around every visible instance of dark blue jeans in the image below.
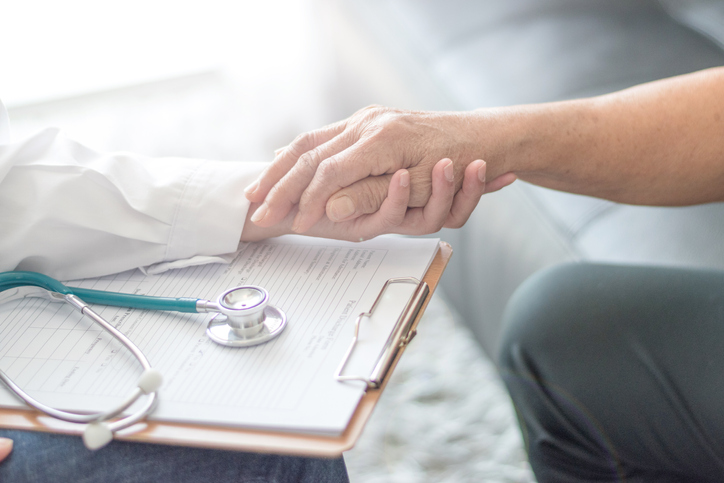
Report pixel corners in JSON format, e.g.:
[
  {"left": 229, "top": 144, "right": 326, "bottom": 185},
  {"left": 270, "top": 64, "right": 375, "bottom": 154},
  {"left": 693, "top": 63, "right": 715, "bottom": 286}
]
[
  {"left": 0, "top": 429, "right": 349, "bottom": 482},
  {"left": 499, "top": 263, "right": 724, "bottom": 483}
]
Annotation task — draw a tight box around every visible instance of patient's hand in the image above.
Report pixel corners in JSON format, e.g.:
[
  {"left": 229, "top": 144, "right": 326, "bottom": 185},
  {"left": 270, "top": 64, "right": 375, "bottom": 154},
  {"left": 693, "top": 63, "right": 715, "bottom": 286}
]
[{"left": 244, "top": 106, "right": 516, "bottom": 233}]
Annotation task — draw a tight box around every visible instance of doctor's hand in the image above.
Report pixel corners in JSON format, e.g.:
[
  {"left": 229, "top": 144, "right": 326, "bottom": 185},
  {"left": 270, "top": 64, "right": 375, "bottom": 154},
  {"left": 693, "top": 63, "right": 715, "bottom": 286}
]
[
  {"left": 241, "top": 158, "right": 488, "bottom": 242},
  {"left": 244, "top": 106, "right": 517, "bottom": 233}
]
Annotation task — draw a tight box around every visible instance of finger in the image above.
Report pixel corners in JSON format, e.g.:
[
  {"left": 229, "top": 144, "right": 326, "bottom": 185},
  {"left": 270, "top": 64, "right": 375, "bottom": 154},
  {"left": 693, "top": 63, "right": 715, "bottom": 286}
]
[
  {"left": 0, "top": 437, "right": 12, "bottom": 462},
  {"left": 293, "top": 141, "right": 397, "bottom": 232},
  {"left": 396, "top": 158, "right": 456, "bottom": 235},
  {"left": 251, "top": 129, "right": 356, "bottom": 227},
  {"left": 244, "top": 120, "right": 346, "bottom": 202},
  {"left": 444, "top": 159, "right": 487, "bottom": 229},
  {"left": 484, "top": 172, "right": 517, "bottom": 194},
  {"left": 349, "top": 169, "right": 411, "bottom": 240},
  {"left": 326, "top": 174, "right": 393, "bottom": 222}
]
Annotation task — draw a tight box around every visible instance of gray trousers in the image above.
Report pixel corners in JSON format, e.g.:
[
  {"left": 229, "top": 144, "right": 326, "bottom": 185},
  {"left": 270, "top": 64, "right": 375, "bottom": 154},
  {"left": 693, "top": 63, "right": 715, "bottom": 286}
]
[{"left": 499, "top": 263, "right": 724, "bottom": 483}]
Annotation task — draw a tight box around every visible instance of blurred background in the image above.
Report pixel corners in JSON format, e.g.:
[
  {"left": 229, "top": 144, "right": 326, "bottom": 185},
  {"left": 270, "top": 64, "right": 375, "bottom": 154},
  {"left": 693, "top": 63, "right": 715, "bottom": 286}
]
[
  {"left": 6, "top": 1, "right": 724, "bottom": 482},
  {"left": 1, "top": 0, "right": 419, "bottom": 155},
  {"left": 0, "top": 1, "right": 533, "bottom": 481}
]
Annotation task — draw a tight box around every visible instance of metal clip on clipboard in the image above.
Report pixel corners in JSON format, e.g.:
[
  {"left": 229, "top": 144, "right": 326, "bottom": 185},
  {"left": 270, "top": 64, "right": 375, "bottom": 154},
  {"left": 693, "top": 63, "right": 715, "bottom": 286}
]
[{"left": 334, "top": 277, "right": 430, "bottom": 389}]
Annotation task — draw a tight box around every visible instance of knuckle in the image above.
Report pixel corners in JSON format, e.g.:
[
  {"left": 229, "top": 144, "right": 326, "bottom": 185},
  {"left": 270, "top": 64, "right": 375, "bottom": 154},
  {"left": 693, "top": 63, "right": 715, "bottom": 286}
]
[
  {"left": 316, "top": 156, "right": 341, "bottom": 181},
  {"left": 297, "top": 149, "right": 324, "bottom": 173},
  {"left": 362, "top": 124, "right": 388, "bottom": 143},
  {"left": 356, "top": 105, "right": 400, "bottom": 132},
  {"left": 360, "top": 114, "right": 409, "bottom": 150},
  {"left": 359, "top": 104, "right": 385, "bottom": 117},
  {"left": 290, "top": 132, "right": 310, "bottom": 154},
  {"left": 290, "top": 130, "right": 321, "bottom": 156}
]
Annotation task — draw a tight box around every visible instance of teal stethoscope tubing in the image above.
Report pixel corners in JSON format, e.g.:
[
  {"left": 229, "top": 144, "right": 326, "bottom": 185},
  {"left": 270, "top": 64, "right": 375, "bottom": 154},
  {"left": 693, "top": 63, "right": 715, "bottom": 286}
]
[
  {"left": 0, "top": 270, "right": 165, "bottom": 450},
  {"left": 0, "top": 270, "right": 199, "bottom": 312}
]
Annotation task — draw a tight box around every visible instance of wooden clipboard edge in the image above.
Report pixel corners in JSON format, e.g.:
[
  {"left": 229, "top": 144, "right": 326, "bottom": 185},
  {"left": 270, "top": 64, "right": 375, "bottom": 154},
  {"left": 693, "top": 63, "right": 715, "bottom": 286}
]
[{"left": 0, "top": 241, "right": 453, "bottom": 457}]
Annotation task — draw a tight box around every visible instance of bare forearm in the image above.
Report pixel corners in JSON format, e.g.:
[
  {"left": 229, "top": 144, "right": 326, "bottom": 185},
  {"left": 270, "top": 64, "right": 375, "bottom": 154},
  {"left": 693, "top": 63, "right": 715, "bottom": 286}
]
[
  {"left": 247, "top": 67, "right": 724, "bottom": 231},
  {"left": 489, "top": 67, "right": 724, "bottom": 205}
]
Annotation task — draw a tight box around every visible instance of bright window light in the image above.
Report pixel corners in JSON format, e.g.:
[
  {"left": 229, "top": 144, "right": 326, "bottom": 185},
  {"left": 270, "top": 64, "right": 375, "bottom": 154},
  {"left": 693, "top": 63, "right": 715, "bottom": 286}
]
[{"left": 0, "top": 0, "right": 320, "bottom": 107}]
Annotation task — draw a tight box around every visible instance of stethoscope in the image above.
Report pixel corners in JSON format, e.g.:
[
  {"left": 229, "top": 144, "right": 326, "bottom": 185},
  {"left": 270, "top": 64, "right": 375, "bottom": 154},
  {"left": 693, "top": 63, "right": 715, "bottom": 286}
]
[{"left": 0, "top": 271, "right": 287, "bottom": 450}]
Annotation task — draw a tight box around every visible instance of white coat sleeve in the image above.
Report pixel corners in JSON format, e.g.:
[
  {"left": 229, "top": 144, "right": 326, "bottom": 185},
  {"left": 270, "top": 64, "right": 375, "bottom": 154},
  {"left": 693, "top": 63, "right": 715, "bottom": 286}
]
[{"left": 0, "top": 105, "right": 266, "bottom": 281}]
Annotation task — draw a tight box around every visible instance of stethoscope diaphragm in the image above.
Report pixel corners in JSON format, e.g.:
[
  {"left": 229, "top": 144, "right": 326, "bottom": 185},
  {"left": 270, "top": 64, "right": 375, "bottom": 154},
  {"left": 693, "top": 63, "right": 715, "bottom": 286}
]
[{"left": 205, "top": 286, "right": 287, "bottom": 347}]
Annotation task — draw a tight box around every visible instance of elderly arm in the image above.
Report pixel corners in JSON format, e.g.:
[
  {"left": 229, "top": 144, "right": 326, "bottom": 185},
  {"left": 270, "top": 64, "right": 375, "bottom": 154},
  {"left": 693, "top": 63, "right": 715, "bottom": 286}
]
[
  {"left": 246, "top": 66, "right": 724, "bottom": 232},
  {"left": 508, "top": 66, "right": 724, "bottom": 205}
]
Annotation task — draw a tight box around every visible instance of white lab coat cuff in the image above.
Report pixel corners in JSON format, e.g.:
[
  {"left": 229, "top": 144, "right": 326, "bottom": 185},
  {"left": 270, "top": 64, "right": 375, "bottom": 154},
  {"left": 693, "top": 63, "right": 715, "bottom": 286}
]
[
  {"left": 141, "top": 253, "right": 238, "bottom": 276},
  {"left": 163, "top": 159, "right": 266, "bottom": 266}
]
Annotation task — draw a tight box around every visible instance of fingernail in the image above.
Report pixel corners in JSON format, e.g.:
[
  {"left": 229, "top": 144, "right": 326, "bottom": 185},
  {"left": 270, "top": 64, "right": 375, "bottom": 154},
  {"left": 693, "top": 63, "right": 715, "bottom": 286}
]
[
  {"left": 444, "top": 160, "right": 454, "bottom": 182},
  {"left": 478, "top": 161, "right": 487, "bottom": 183},
  {"left": 292, "top": 213, "right": 303, "bottom": 232},
  {"left": 399, "top": 170, "right": 410, "bottom": 188},
  {"left": 250, "top": 203, "right": 267, "bottom": 223},
  {"left": 244, "top": 180, "right": 259, "bottom": 196},
  {"left": 328, "top": 196, "right": 356, "bottom": 221},
  {"left": 274, "top": 146, "right": 286, "bottom": 156}
]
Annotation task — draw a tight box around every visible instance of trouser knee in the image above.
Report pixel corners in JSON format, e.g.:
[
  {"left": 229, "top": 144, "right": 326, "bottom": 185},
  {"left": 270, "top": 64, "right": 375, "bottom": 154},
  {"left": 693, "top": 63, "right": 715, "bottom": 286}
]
[
  {"left": 497, "top": 262, "right": 586, "bottom": 374},
  {"left": 495, "top": 262, "right": 724, "bottom": 482},
  {"left": 496, "top": 263, "right": 622, "bottom": 482}
]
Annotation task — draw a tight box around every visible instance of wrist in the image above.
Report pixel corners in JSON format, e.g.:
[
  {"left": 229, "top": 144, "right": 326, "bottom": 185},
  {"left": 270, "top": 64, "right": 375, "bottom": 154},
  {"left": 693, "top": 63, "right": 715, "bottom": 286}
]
[{"left": 470, "top": 98, "right": 596, "bottom": 187}]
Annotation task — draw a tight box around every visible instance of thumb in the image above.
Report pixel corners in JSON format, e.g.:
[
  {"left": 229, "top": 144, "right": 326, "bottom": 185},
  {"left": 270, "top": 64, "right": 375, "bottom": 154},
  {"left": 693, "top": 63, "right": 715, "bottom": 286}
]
[
  {"left": 326, "top": 174, "right": 393, "bottom": 222},
  {"left": 0, "top": 437, "right": 13, "bottom": 462}
]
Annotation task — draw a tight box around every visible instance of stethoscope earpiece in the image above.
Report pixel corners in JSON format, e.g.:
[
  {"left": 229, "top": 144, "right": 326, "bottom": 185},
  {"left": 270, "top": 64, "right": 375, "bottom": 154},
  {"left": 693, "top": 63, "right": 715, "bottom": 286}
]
[{"left": 83, "top": 422, "right": 113, "bottom": 450}]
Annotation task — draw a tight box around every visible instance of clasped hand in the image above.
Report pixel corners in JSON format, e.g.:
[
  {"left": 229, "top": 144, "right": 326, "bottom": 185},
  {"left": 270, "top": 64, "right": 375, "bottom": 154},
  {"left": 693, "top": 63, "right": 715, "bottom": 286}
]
[{"left": 244, "top": 106, "right": 516, "bottom": 239}]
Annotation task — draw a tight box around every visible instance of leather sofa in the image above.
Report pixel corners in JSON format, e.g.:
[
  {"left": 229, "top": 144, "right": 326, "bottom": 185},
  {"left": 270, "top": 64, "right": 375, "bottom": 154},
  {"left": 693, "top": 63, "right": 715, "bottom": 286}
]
[{"left": 335, "top": 0, "right": 724, "bottom": 358}]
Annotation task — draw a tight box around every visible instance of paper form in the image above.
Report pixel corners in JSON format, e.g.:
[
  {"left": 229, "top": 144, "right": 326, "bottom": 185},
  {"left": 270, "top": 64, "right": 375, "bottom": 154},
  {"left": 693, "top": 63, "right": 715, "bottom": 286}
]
[{"left": 0, "top": 236, "right": 439, "bottom": 435}]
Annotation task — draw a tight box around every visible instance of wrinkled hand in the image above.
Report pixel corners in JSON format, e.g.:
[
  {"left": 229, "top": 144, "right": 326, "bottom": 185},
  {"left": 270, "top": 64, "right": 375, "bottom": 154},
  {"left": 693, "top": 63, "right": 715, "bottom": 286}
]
[
  {"left": 241, "top": 158, "right": 488, "bottom": 242},
  {"left": 244, "top": 106, "right": 516, "bottom": 233}
]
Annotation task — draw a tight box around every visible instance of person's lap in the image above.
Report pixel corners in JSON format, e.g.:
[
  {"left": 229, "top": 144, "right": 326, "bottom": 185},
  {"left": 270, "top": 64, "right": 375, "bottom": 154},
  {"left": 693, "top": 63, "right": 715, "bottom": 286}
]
[
  {"left": 0, "top": 429, "right": 348, "bottom": 483},
  {"left": 498, "top": 263, "right": 724, "bottom": 483}
]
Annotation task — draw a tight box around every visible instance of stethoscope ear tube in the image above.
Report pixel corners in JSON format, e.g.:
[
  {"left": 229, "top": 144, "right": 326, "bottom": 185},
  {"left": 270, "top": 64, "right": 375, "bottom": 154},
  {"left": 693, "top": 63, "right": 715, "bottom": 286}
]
[
  {"left": 0, "top": 285, "right": 162, "bottom": 450},
  {"left": 0, "top": 271, "right": 288, "bottom": 448}
]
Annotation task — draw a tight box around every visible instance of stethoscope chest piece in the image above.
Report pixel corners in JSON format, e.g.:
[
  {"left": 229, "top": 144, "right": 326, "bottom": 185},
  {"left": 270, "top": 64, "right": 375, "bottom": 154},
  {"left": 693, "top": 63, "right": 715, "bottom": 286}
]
[{"left": 206, "top": 286, "right": 287, "bottom": 347}]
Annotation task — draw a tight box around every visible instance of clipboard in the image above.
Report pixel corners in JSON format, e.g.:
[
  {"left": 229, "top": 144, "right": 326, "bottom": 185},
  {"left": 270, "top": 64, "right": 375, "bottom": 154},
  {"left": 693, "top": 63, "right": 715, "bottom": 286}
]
[{"left": 0, "top": 241, "right": 452, "bottom": 457}]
